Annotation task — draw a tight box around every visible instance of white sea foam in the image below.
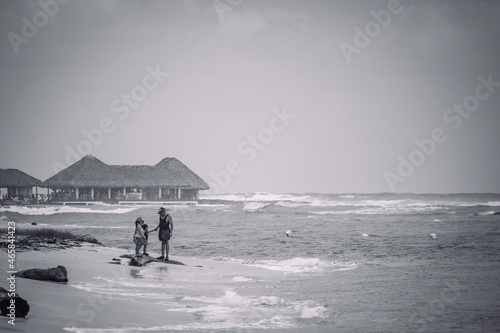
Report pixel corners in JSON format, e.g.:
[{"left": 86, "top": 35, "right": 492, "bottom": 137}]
[
  {"left": 196, "top": 204, "right": 228, "bottom": 208},
  {"left": 275, "top": 201, "right": 309, "bottom": 208},
  {"left": 201, "top": 193, "right": 500, "bottom": 211},
  {"left": 243, "top": 257, "right": 358, "bottom": 274},
  {"left": 0, "top": 205, "right": 138, "bottom": 215},
  {"left": 478, "top": 210, "right": 498, "bottom": 216},
  {"left": 66, "top": 272, "right": 330, "bottom": 332},
  {"left": 168, "top": 289, "right": 327, "bottom": 330},
  {"left": 459, "top": 203, "right": 481, "bottom": 207},
  {"left": 308, "top": 205, "right": 442, "bottom": 215},
  {"left": 243, "top": 201, "right": 271, "bottom": 212},
  {"left": 456, "top": 201, "right": 500, "bottom": 207},
  {"left": 232, "top": 276, "right": 254, "bottom": 282},
  {"left": 213, "top": 256, "right": 359, "bottom": 274},
  {"left": 299, "top": 304, "right": 329, "bottom": 319},
  {"left": 201, "top": 192, "right": 312, "bottom": 203},
  {"left": 250, "top": 192, "right": 312, "bottom": 203}
]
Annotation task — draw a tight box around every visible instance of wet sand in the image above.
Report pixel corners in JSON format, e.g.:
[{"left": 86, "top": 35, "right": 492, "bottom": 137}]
[{"left": 0, "top": 244, "right": 281, "bottom": 332}]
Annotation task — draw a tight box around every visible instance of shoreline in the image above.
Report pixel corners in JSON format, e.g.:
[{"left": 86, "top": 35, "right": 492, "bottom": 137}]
[
  {"left": 0, "top": 244, "right": 193, "bottom": 332},
  {"left": 0, "top": 243, "right": 284, "bottom": 332}
]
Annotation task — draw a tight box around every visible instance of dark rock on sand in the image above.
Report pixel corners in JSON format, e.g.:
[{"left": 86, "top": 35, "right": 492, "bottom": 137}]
[
  {"left": 0, "top": 287, "right": 30, "bottom": 318},
  {"left": 75, "top": 234, "right": 101, "bottom": 244},
  {"left": 17, "top": 265, "right": 68, "bottom": 283}
]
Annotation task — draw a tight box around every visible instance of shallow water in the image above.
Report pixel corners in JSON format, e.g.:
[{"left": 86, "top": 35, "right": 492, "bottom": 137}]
[{"left": 2, "top": 193, "right": 500, "bottom": 332}]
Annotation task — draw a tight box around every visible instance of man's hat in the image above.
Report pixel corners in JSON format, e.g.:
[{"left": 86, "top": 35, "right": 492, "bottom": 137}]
[{"left": 158, "top": 207, "right": 166, "bottom": 214}]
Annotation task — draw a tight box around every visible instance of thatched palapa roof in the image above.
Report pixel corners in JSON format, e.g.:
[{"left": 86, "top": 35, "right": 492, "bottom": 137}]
[
  {"left": 45, "top": 155, "right": 209, "bottom": 189},
  {"left": 0, "top": 168, "right": 42, "bottom": 186},
  {"left": 45, "top": 155, "right": 123, "bottom": 187}
]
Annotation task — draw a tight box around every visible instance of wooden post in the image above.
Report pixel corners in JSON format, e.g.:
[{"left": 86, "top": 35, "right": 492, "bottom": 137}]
[
  {"left": 75, "top": 187, "right": 79, "bottom": 200},
  {"left": 108, "top": 188, "right": 111, "bottom": 200},
  {"left": 91, "top": 187, "right": 94, "bottom": 200},
  {"left": 177, "top": 188, "right": 181, "bottom": 200},
  {"left": 36, "top": 182, "right": 38, "bottom": 204},
  {"left": 158, "top": 187, "right": 162, "bottom": 199}
]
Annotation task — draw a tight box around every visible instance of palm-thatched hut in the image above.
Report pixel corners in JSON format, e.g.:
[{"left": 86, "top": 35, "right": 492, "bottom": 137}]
[
  {"left": 0, "top": 168, "right": 42, "bottom": 200},
  {"left": 44, "top": 155, "right": 209, "bottom": 202}
]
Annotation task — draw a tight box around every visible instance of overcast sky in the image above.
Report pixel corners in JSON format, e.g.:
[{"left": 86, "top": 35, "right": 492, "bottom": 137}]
[{"left": 1, "top": 0, "right": 499, "bottom": 194}]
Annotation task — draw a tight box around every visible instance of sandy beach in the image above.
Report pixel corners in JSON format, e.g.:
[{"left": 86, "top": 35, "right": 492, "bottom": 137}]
[{"left": 0, "top": 244, "right": 283, "bottom": 332}]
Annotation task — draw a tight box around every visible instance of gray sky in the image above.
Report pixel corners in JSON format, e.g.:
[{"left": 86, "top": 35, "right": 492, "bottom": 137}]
[{"left": 1, "top": 0, "right": 499, "bottom": 194}]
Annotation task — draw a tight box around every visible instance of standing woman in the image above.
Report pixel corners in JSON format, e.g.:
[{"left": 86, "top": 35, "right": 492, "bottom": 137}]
[
  {"left": 133, "top": 217, "right": 146, "bottom": 256},
  {"left": 152, "top": 207, "right": 173, "bottom": 261}
]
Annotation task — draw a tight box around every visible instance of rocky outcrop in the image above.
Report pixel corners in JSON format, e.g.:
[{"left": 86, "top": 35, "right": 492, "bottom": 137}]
[
  {"left": 0, "top": 287, "right": 30, "bottom": 318},
  {"left": 0, "top": 236, "right": 101, "bottom": 252},
  {"left": 17, "top": 265, "right": 68, "bottom": 283}
]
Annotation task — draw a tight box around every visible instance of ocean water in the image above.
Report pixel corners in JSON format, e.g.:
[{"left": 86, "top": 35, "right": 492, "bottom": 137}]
[{"left": 2, "top": 193, "right": 500, "bottom": 332}]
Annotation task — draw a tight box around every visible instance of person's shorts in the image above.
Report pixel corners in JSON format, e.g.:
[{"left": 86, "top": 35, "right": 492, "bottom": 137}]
[
  {"left": 159, "top": 230, "right": 171, "bottom": 241},
  {"left": 135, "top": 237, "right": 146, "bottom": 245}
]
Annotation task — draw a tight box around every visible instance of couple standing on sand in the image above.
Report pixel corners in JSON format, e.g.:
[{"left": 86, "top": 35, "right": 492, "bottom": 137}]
[{"left": 133, "top": 207, "right": 174, "bottom": 261}]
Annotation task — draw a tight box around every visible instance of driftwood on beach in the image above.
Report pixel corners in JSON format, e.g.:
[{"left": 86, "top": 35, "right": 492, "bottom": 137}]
[
  {"left": 0, "top": 286, "right": 30, "bottom": 318},
  {"left": 16, "top": 265, "right": 68, "bottom": 283},
  {"left": 119, "top": 254, "right": 187, "bottom": 267}
]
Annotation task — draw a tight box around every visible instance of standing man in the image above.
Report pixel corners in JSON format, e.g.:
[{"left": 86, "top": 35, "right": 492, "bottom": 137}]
[{"left": 152, "top": 207, "right": 173, "bottom": 261}]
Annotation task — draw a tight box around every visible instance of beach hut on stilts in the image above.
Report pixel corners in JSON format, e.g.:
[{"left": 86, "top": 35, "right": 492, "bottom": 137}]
[{"left": 44, "top": 155, "right": 209, "bottom": 205}]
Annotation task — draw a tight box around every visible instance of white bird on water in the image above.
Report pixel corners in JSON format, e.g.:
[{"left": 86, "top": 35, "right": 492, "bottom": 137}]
[{"left": 285, "top": 230, "right": 293, "bottom": 237}]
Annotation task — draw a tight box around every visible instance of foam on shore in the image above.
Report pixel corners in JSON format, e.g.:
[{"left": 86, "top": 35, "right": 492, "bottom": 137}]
[{"left": 0, "top": 244, "right": 319, "bottom": 332}]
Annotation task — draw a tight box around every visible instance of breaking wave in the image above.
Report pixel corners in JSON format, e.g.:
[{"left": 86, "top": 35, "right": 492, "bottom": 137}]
[
  {"left": 477, "top": 210, "right": 500, "bottom": 216},
  {"left": 243, "top": 202, "right": 272, "bottom": 212},
  {"left": 214, "top": 256, "right": 358, "bottom": 274},
  {"left": 166, "top": 289, "right": 328, "bottom": 330}
]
